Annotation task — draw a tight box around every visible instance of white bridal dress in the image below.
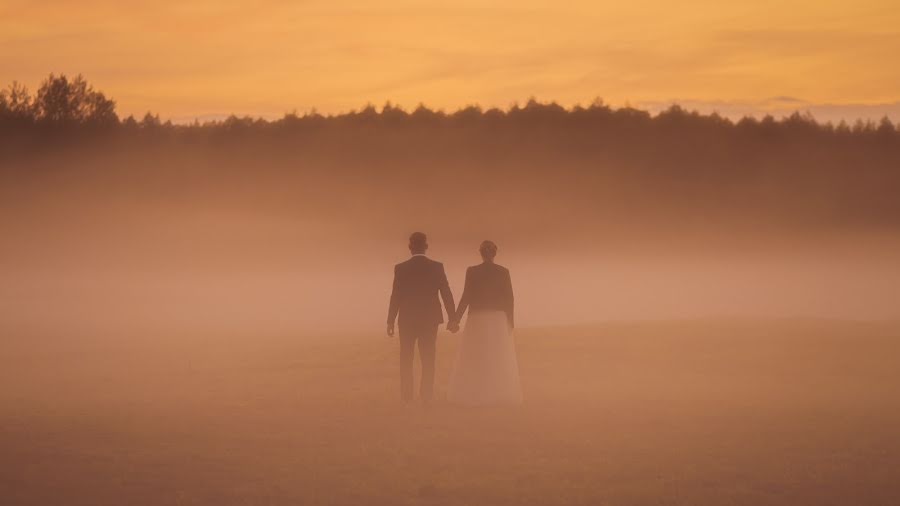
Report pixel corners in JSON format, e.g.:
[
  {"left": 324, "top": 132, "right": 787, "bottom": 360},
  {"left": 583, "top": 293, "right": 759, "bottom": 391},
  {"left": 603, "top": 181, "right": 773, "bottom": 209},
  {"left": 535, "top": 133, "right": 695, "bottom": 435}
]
[{"left": 447, "top": 310, "right": 523, "bottom": 405}]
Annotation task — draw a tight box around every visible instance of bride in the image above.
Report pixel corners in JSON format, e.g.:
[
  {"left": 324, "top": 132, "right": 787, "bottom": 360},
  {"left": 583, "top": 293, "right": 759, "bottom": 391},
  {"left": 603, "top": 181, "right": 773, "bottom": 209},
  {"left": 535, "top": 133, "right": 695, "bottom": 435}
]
[{"left": 447, "top": 240, "right": 523, "bottom": 405}]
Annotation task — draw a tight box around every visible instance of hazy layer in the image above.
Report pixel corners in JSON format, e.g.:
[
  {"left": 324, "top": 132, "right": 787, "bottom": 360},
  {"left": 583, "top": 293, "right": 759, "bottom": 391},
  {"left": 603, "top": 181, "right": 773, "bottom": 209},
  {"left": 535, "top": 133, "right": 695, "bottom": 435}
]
[
  {"left": 3, "top": 321, "right": 899, "bottom": 505},
  {"left": 2, "top": 137, "right": 899, "bottom": 334}
]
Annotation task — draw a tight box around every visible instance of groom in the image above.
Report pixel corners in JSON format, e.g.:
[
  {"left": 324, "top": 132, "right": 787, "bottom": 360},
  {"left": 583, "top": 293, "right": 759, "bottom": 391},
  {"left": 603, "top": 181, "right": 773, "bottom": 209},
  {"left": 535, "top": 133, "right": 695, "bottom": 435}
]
[{"left": 387, "top": 232, "right": 457, "bottom": 404}]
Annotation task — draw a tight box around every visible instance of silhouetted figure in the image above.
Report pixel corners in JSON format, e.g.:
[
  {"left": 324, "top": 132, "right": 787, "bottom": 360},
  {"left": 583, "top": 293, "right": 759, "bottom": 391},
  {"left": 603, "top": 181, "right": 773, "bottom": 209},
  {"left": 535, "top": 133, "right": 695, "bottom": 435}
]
[
  {"left": 447, "top": 240, "right": 522, "bottom": 405},
  {"left": 387, "top": 232, "right": 456, "bottom": 404}
]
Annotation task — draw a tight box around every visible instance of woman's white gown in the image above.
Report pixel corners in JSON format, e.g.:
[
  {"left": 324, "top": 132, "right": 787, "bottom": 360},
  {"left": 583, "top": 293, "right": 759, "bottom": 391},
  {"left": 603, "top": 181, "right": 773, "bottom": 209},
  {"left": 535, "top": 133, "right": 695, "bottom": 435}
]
[{"left": 447, "top": 310, "right": 523, "bottom": 405}]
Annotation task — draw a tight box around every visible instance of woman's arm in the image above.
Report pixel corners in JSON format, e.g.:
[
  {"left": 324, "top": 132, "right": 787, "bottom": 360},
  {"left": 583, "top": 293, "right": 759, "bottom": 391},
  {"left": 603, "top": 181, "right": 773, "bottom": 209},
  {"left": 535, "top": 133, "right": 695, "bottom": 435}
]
[
  {"left": 504, "top": 269, "right": 514, "bottom": 329},
  {"left": 454, "top": 267, "right": 472, "bottom": 324}
]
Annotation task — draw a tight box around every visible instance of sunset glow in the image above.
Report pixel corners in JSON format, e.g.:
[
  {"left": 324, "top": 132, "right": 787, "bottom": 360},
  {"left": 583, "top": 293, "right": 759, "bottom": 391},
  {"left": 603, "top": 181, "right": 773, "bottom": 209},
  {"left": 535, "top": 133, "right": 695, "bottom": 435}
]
[{"left": 3, "top": 0, "right": 899, "bottom": 121}]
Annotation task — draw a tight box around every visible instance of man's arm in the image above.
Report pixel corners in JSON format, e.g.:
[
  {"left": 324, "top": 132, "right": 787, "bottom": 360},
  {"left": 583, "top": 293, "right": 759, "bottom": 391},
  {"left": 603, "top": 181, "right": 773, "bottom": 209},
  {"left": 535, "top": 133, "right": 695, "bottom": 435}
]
[
  {"left": 387, "top": 265, "right": 400, "bottom": 336},
  {"left": 438, "top": 264, "right": 456, "bottom": 325}
]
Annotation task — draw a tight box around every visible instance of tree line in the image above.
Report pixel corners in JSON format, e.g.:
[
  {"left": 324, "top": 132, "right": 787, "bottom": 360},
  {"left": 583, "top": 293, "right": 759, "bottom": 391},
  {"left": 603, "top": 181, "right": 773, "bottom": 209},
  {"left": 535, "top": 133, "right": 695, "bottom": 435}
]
[
  {"left": 2, "top": 74, "right": 899, "bottom": 234},
  {"left": 2, "top": 73, "right": 898, "bottom": 140}
]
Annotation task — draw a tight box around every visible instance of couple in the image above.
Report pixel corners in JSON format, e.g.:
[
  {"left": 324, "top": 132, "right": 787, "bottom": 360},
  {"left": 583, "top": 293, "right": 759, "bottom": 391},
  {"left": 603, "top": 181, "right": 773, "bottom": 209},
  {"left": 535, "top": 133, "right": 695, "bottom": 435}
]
[{"left": 387, "top": 232, "right": 523, "bottom": 406}]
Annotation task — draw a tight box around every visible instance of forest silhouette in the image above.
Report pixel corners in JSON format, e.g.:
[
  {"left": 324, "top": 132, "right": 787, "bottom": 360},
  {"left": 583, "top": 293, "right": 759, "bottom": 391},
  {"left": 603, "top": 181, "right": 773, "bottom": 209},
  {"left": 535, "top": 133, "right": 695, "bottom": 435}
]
[{"left": 3, "top": 73, "right": 900, "bottom": 245}]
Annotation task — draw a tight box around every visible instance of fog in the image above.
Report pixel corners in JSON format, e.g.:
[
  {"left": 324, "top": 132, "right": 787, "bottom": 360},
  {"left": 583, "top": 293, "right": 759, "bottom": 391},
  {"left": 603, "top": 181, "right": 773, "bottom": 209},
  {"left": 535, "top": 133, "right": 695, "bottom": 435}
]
[
  {"left": 3, "top": 143, "right": 899, "bottom": 337},
  {"left": 3, "top": 105, "right": 900, "bottom": 505},
  {"left": 3, "top": 100, "right": 900, "bottom": 346}
]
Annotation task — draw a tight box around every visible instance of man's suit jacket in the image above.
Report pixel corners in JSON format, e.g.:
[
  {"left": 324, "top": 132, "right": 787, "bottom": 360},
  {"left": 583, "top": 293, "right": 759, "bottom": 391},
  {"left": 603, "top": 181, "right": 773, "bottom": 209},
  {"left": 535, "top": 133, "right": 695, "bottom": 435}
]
[{"left": 388, "top": 255, "right": 456, "bottom": 329}]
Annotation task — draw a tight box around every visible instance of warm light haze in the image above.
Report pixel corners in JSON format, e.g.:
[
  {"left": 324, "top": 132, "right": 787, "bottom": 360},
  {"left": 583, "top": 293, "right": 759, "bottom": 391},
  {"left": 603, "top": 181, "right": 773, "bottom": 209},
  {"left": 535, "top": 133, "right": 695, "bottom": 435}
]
[
  {"left": 3, "top": 2, "right": 900, "bottom": 505},
  {"left": 3, "top": 0, "right": 900, "bottom": 121}
]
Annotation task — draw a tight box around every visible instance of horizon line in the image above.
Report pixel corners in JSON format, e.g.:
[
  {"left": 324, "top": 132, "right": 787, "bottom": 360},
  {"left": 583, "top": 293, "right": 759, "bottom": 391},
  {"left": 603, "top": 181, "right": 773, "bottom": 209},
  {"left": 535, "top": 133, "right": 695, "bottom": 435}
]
[{"left": 155, "top": 98, "right": 900, "bottom": 126}]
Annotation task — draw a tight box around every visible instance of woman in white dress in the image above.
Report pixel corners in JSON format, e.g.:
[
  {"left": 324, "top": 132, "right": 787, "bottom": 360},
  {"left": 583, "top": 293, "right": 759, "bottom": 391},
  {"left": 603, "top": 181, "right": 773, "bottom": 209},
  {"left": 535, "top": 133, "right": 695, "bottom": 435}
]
[{"left": 447, "top": 240, "right": 523, "bottom": 405}]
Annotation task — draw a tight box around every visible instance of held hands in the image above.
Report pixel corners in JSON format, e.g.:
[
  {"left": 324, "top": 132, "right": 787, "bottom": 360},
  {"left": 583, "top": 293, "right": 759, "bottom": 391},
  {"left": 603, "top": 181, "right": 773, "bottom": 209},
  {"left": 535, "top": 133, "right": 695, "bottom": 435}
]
[{"left": 389, "top": 321, "right": 458, "bottom": 335}]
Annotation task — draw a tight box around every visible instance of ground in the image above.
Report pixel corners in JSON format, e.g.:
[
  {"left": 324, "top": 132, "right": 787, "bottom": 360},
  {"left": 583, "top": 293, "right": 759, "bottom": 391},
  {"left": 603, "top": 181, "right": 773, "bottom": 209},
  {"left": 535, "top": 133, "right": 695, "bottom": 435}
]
[{"left": 2, "top": 320, "right": 899, "bottom": 505}]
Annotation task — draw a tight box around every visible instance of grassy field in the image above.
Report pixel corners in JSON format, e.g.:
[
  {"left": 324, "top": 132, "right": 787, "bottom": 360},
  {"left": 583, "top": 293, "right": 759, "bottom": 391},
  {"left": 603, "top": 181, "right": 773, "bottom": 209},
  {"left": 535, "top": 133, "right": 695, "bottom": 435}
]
[{"left": 2, "top": 320, "right": 899, "bottom": 505}]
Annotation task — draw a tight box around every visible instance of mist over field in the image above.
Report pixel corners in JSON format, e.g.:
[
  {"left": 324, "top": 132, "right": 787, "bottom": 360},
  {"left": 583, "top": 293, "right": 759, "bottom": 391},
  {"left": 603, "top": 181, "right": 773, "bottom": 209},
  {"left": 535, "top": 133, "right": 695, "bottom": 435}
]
[
  {"left": 3, "top": 87, "right": 900, "bottom": 505},
  {"left": 3, "top": 101, "right": 900, "bottom": 334},
  {"left": 4, "top": 0, "right": 900, "bottom": 494}
]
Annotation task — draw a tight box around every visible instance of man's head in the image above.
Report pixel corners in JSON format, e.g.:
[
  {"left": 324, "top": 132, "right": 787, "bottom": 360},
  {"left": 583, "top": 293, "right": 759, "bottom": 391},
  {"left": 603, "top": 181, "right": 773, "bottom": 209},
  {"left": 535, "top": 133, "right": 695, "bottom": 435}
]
[{"left": 409, "top": 232, "right": 428, "bottom": 255}]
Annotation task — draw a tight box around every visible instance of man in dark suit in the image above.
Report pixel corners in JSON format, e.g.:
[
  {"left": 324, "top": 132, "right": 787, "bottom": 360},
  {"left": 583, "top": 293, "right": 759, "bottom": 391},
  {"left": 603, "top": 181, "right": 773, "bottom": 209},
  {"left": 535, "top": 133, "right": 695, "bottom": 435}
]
[{"left": 387, "top": 232, "right": 456, "bottom": 404}]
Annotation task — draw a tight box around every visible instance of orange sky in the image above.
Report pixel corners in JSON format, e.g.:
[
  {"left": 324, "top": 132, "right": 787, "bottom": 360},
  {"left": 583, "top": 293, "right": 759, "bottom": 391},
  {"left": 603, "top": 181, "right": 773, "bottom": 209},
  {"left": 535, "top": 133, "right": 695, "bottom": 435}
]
[{"left": 2, "top": 0, "right": 899, "bottom": 121}]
